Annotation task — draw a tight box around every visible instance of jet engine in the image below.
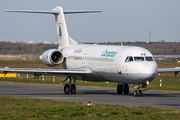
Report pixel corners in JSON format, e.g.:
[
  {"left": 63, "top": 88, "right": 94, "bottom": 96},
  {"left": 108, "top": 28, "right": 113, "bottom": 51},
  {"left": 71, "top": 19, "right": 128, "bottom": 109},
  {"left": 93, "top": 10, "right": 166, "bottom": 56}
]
[{"left": 39, "top": 49, "right": 64, "bottom": 67}]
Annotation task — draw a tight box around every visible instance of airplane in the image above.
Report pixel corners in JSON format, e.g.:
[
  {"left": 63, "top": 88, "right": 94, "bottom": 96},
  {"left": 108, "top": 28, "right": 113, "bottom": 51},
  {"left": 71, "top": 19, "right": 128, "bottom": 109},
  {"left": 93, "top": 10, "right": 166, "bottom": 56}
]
[{"left": 1, "top": 6, "right": 180, "bottom": 97}]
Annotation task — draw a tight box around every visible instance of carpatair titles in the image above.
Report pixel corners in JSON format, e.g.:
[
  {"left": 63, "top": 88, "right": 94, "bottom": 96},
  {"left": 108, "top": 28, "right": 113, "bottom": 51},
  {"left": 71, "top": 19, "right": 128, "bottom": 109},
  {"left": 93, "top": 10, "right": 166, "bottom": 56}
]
[{"left": 101, "top": 49, "right": 118, "bottom": 58}]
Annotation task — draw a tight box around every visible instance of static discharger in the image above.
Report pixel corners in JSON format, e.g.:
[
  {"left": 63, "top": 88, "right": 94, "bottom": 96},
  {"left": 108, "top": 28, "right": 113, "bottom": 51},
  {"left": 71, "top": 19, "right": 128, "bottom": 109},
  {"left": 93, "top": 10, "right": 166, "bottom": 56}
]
[
  {"left": 0, "top": 73, "right": 16, "bottom": 77},
  {"left": 87, "top": 101, "right": 92, "bottom": 106}
]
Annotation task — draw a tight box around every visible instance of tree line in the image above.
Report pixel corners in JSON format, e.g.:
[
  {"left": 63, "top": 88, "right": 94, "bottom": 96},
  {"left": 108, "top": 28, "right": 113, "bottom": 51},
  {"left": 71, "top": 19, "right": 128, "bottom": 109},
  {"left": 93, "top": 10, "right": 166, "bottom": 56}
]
[{"left": 0, "top": 41, "right": 179, "bottom": 55}]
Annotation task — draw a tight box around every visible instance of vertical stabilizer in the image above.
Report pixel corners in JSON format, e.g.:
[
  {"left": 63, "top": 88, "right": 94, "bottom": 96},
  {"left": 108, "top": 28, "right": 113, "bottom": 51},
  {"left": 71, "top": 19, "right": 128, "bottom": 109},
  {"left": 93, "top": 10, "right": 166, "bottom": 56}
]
[{"left": 53, "top": 6, "right": 69, "bottom": 47}]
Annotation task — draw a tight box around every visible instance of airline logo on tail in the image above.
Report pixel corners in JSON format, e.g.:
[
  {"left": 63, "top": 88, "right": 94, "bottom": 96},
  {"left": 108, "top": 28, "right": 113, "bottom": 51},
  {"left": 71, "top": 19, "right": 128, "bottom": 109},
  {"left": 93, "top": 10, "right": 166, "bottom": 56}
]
[{"left": 58, "top": 23, "right": 62, "bottom": 39}]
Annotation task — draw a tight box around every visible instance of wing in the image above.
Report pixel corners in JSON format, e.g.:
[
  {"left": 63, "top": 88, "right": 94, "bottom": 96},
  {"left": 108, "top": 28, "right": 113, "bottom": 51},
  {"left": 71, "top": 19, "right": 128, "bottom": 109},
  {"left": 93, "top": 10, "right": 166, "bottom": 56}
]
[
  {"left": 0, "top": 67, "right": 93, "bottom": 78},
  {"left": 158, "top": 67, "right": 180, "bottom": 76}
]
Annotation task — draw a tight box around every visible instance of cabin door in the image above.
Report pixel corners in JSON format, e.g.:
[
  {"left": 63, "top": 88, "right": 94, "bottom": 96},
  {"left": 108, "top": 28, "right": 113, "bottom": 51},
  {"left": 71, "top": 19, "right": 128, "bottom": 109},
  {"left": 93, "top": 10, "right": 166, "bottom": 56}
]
[{"left": 117, "top": 56, "right": 122, "bottom": 74}]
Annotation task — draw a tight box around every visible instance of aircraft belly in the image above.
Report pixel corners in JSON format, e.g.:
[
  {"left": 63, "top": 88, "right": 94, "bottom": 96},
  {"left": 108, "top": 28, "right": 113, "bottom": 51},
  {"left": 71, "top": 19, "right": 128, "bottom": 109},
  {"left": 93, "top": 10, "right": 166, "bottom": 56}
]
[{"left": 122, "top": 73, "right": 140, "bottom": 83}]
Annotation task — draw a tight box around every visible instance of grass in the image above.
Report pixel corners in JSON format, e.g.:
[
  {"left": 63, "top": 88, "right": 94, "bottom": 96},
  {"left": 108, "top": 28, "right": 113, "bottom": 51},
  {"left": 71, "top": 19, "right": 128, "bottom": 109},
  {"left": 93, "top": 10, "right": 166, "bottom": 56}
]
[
  {"left": 0, "top": 60, "right": 63, "bottom": 69},
  {"left": 0, "top": 96, "right": 180, "bottom": 120}
]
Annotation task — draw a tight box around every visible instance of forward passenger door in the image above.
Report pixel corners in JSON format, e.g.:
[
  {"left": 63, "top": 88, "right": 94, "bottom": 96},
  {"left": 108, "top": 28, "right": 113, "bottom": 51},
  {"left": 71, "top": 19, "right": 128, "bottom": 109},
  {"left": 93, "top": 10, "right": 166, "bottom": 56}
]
[{"left": 117, "top": 56, "right": 122, "bottom": 74}]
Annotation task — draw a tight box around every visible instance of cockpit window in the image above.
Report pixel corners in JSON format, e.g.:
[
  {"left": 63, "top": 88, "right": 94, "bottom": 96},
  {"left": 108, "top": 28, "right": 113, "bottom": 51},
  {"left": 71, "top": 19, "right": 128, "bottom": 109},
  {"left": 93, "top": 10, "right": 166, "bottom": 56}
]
[
  {"left": 125, "top": 56, "right": 134, "bottom": 62},
  {"left": 145, "top": 57, "right": 153, "bottom": 61},
  {"left": 125, "top": 57, "right": 129, "bottom": 62},
  {"left": 134, "top": 57, "right": 144, "bottom": 61},
  {"left": 128, "top": 56, "right": 133, "bottom": 62}
]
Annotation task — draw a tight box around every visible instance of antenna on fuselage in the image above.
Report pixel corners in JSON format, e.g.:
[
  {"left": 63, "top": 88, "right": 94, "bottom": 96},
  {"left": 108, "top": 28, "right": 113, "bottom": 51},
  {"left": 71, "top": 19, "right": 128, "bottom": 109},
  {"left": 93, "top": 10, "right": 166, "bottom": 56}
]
[{"left": 121, "top": 42, "right": 123, "bottom": 46}]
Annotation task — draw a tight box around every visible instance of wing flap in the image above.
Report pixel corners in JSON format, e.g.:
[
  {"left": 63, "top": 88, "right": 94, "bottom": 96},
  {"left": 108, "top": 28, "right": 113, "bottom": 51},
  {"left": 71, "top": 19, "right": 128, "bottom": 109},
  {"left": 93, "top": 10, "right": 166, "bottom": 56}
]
[{"left": 0, "top": 67, "right": 93, "bottom": 76}]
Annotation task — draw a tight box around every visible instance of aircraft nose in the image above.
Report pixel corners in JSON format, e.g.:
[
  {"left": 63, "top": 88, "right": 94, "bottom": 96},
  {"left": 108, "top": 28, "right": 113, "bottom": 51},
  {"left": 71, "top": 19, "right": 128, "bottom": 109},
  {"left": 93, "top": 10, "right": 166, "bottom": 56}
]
[{"left": 138, "top": 62, "right": 158, "bottom": 81}]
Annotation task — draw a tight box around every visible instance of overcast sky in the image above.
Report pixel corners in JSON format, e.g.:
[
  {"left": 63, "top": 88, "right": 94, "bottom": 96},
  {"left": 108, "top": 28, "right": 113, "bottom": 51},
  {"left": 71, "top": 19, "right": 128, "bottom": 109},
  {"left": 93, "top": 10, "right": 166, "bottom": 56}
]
[{"left": 0, "top": 0, "right": 180, "bottom": 43}]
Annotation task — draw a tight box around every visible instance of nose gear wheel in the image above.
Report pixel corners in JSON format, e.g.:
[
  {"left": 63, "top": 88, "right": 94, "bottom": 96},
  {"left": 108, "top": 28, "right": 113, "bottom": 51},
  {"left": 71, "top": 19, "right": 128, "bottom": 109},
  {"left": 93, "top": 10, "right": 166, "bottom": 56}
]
[{"left": 134, "top": 89, "right": 142, "bottom": 97}]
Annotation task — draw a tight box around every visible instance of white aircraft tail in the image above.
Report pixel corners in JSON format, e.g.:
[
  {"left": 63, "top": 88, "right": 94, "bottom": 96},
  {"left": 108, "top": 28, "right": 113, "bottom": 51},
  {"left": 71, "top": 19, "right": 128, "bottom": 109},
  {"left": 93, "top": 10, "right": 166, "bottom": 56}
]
[
  {"left": 4, "top": 6, "right": 101, "bottom": 47},
  {"left": 53, "top": 6, "right": 70, "bottom": 47}
]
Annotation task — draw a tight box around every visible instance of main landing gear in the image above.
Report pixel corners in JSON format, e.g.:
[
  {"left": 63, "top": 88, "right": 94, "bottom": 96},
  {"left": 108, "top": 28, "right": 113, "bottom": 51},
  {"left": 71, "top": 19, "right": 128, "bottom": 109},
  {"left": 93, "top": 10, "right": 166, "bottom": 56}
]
[
  {"left": 117, "top": 83, "right": 129, "bottom": 95},
  {"left": 63, "top": 76, "right": 77, "bottom": 94}
]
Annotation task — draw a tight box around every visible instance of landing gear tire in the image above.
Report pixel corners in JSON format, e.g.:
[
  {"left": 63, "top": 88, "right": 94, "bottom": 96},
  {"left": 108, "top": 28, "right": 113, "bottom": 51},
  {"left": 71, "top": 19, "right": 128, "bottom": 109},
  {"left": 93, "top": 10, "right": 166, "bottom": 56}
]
[
  {"left": 117, "top": 84, "right": 123, "bottom": 94},
  {"left": 134, "top": 90, "right": 142, "bottom": 97},
  {"left": 134, "top": 90, "right": 138, "bottom": 97},
  {"left": 124, "top": 84, "right": 129, "bottom": 95},
  {"left": 64, "top": 84, "right": 70, "bottom": 94},
  {"left": 139, "top": 90, "right": 142, "bottom": 97},
  {"left": 71, "top": 84, "right": 76, "bottom": 94}
]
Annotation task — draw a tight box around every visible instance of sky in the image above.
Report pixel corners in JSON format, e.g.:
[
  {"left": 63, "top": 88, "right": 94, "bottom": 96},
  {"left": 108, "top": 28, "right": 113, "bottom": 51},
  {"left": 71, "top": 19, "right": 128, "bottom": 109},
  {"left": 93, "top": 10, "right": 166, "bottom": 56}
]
[{"left": 0, "top": 0, "right": 180, "bottom": 43}]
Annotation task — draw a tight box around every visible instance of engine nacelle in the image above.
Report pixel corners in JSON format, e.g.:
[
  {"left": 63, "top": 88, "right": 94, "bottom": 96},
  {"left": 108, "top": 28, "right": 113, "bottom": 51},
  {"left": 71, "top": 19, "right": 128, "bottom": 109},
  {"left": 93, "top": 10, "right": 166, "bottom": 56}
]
[{"left": 39, "top": 49, "right": 64, "bottom": 67}]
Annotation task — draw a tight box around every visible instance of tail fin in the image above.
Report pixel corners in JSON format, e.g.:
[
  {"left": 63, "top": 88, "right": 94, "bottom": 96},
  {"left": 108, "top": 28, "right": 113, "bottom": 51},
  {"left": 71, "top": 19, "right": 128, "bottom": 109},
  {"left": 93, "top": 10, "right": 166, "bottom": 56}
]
[
  {"left": 53, "top": 6, "right": 70, "bottom": 47},
  {"left": 4, "top": 6, "right": 101, "bottom": 47}
]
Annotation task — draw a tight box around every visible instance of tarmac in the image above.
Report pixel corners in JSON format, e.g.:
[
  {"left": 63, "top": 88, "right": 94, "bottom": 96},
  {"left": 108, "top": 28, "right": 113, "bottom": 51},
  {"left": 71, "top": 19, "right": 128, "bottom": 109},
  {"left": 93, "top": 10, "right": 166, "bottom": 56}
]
[{"left": 0, "top": 83, "right": 180, "bottom": 110}]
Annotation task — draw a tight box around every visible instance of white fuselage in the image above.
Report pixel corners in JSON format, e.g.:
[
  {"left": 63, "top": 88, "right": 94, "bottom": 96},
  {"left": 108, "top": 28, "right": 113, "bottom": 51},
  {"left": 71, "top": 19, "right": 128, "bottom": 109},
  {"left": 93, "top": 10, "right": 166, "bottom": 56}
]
[{"left": 60, "top": 44, "right": 158, "bottom": 84}]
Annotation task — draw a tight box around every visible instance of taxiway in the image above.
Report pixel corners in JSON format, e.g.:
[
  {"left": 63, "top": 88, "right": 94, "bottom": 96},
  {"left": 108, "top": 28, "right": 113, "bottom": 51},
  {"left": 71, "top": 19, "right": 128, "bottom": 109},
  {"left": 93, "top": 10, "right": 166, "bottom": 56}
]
[{"left": 0, "top": 83, "right": 180, "bottom": 110}]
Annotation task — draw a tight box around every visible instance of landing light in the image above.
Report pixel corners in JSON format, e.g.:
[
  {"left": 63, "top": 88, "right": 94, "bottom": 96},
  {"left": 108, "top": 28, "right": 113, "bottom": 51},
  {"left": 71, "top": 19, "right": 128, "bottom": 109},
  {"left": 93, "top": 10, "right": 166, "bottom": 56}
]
[
  {"left": 39, "top": 55, "right": 42, "bottom": 60},
  {"left": 146, "top": 81, "right": 149, "bottom": 84}
]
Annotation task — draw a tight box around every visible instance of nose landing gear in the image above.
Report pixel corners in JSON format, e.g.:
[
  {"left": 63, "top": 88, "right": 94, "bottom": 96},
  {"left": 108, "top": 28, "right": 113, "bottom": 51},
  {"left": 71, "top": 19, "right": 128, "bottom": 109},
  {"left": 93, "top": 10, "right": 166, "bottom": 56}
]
[
  {"left": 133, "top": 89, "right": 142, "bottom": 97},
  {"left": 63, "top": 76, "right": 77, "bottom": 94},
  {"left": 133, "top": 84, "right": 142, "bottom": 97}
]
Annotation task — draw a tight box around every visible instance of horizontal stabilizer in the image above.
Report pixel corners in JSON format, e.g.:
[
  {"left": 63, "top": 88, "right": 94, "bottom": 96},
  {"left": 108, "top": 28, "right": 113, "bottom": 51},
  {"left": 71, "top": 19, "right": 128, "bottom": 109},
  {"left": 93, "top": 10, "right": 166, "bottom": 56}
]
[
  {"left": 3, "top": 10, "right": 59, "bottom": 14},
  {"left": 64, "top": 10, "right": 101, "bottom": 14},
  {"left": 4, "top": 10, "right": 101, "bottom": 14}
]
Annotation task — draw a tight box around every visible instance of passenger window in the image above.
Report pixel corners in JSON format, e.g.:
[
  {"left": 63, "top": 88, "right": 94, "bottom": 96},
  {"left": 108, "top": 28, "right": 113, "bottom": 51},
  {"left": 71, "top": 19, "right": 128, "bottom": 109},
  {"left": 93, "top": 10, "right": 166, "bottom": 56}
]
[
  {"left": 128, "top": 56, "right": 133, "bottom": 62},
  {"left": 125, "top": 57, "right": 129, "bottom": 62}
]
